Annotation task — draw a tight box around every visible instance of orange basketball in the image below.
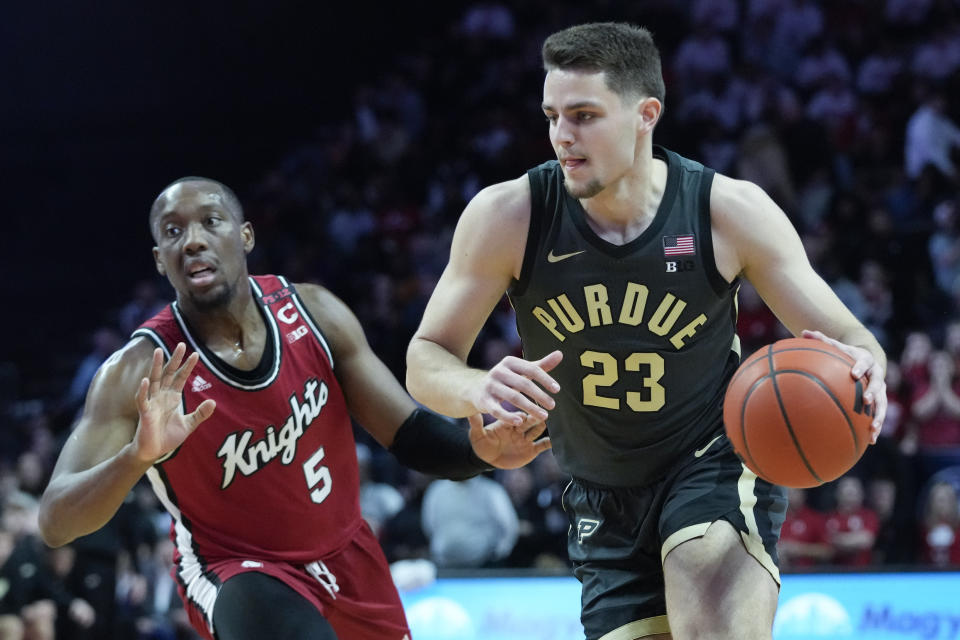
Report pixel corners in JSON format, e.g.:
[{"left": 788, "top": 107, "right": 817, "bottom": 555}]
[{"left": 723, "top": 338, "right": 874, "bottom": 488}]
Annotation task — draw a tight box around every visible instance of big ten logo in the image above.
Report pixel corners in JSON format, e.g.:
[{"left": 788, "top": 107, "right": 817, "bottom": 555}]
[
  {"left": 287, "top": 325, "right": 309, "bottom": 344},
  {"left": 665, "top": 260, "right": 696, "bottom": 273}
]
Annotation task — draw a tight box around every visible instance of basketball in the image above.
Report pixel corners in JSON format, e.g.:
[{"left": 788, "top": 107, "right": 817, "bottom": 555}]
[{"left": 723, "top": 337, "right": 874, "bottom": 488}]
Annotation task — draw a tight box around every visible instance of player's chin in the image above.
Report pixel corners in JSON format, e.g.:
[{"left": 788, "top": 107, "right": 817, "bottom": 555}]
[
  {"left": 563, "top": 177, "right": 603, "bottom": 199},
  {"left": 188, "top": 283, "right": 233, "bottom": 310}
]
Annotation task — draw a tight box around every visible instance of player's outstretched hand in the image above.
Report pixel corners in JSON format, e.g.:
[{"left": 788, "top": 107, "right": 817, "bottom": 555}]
[
  {"left": 133, "top": 343, "right": 216, "bottom": 463},
  {"left": 468, "top": 413, "right": 552, "bottom": 469},
  {"left": 468, "top": 351, "right": 563, "bottom": 426},
  {"left": 802, "top": 329, "right": 887, "bottom": 442}
]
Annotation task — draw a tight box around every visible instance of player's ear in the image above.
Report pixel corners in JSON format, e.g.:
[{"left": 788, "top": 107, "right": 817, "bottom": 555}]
[
  {"left": 241, "top": 222, "right": 255, "bottom": 254},
  {"left": 153, "top": 247, "right": 166, "bottom": 276},
  {"left": 637, "top": 96, "right": 662, "bottom": 134}
]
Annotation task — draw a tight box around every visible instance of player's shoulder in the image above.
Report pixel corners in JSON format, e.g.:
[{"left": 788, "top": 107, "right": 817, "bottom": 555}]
[
  {"left": 709, "top": 173, "right": 781, "bottom": 231},
  {"left": 290, "top": 282, "right": 340, "bottom": 320},
  {"left": 453, "top": 175, "right": 532, "bottom": 252},
  {"left": 464, "top": 175, "right": 531, "bottom": 223},
  {"left": 108, "top": 336, "right": 159, "bottom": 372},
  {"left": 88, "top": 336, "right": 158, "bottom": 401},
  {"left": 710, "top": 173, "right": 769, "bottom": 212},
  {"left": 288, "top": 282, "right": 358, "bottom": 344}
]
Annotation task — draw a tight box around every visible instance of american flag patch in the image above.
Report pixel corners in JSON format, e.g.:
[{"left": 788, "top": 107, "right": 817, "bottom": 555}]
[{"left": 663, "top": 234, "right": 696, "bottom": 256}]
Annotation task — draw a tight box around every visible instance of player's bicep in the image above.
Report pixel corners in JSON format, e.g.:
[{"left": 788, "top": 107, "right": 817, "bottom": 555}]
[
  {"left": 415, "top": 263, "right": 510, "bottom": 361},
  {"left": 413, "top": 179, "right": 528, "bottom": 359},
  {"left": 298, "top": 285, "right": 415, "bottom": 446},
  {"left": 49, "top": 341, "right": 149, "bottom": 479},
  {"left": 716, "top": 178, "right": 861, "bottom": 337}
]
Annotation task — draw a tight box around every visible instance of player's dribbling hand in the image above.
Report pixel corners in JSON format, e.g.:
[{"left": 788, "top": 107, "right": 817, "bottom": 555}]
[
  {"left": 133, "top": 343, "right": 216, "bottom": 463},
  {"left": 468, "top": 413, "right": 552, "bottom": 469},
  {"left": 802, "top": 329, "right": 887, "bottom": 442},
  {"left": 469, "top": 351, "right": 563, "bottom": 426}
]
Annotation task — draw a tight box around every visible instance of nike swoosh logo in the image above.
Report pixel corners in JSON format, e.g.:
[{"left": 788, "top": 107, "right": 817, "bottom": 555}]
[
  {"left": 694, "top": 435, "right": 722, "bottom": 458},
  {"left": 547, "top": 249, "right": 586, "bottom": 263}
]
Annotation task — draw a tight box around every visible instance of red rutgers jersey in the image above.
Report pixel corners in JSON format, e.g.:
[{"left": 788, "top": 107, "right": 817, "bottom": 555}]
[{"left": 133, "top": 275, "right": 362, "bottom": 570}]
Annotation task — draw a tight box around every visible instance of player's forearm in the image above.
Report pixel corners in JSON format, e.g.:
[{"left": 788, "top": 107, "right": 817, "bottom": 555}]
[
  {"left": 38, "top": 444, "right": 153, "bottom": 547},
  {"left": 406, "top": 337, "right": 485, "bottom": 417}
]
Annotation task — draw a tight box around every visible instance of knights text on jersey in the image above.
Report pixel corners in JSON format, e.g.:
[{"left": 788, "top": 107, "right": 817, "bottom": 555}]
[
  {"left": 133, "top": 275, "right": 362, "bottom": 564},
  {"left": 508, "top": 147, "right": 741, "bottom": 487}
]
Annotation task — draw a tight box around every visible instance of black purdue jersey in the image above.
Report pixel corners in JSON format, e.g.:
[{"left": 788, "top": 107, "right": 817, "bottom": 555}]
[{"left": 508, "top": 146, "right": 742, "bottom": 487}]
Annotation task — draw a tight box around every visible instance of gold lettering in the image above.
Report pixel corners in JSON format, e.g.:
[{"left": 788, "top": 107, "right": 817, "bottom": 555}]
[
  {"left": 584, "top": 284, "right": 612, "bottom": 328},
  {"left": 648, "top": 294, "right": 686, "bottom": 336},
  {"left": 533, "top": 306, "right": 566, "bottom": 342},
  {"left": 548, "top": 295, "right": 585, "bottom": 333},
  {"left": 618, "top": 283, "right": 648, "bottom": 326},
  {"left": 669, "top": 314, "right": 707, "bottom": 349}
]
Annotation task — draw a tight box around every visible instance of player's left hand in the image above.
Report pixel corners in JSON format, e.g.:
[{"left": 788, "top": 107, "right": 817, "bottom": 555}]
[
  {"left": 468, "top": 413, "right": 551, "bottom": 469},
  {"left": 803, "top": 329, "right": 887, "bottom": 443}
]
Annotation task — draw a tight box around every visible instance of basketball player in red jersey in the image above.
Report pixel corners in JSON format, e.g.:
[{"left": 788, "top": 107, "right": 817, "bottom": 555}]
[{"left": 38, "top": 177, "right": 553, "bottom": 640}]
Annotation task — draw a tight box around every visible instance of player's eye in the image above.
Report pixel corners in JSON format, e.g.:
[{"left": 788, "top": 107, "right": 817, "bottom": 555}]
[
  {"left": 164, "top": 225, "right": 181, "bottom": 238},
  {"left": 577, "top": 112, "right": 594, "bottom": 121}
]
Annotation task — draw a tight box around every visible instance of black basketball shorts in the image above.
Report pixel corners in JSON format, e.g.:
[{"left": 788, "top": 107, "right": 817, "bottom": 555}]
[{"left": 562, "top": 433, "right": 787, "bottom": 639}]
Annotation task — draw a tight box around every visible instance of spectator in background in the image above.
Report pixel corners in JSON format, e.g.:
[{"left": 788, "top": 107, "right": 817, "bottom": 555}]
[
  {"left": 910, "top": 351, "right": 960, "bottom": 483},
  {"left": 928, "top": 199, "right": 960, "bottom": 296},
  {"left": 857, "top": 37, "right": 905, "bottom": 97},
  {"left": 0, "top": 491, "right": 96, "bottom": 639},
  {"left": 421, "top": 473, "right": 519, "bottom": 568},
  {"left": 379, "top": 471, "right": 432, "bottom": 563},
  {"left": 909, "top": 27, "right": 960, "bottom": 84},
  {"left": 919, "top": 479, "right": 960, "bottom": 566},
  {"left": 61, "top": 327, "right": 123, "bottom": 415},
  {"left": 904, "top": 92, "right": 960, "bottom": 181},
  {"left": 778, "top": 487, "right": 832, "bottom": 569},
  {"left": 118, "top": 281, "right": 166, "bottom": 337},
  {"left": 867, "top": 476, "right": 909, "bottom": 565},
  {"left": 825, "top": 476, "right": 880, "bottom": 567},
  {"left": 500, "top": 466, "right": 561, "bottom": 568},
  {"left": 795, "top": 37, "right": 852, "bottom": 91},
  {"left": 356, "top": 444, "right": 405, "bottom": 538},
  {"left": 672, "top": 23, "right": 731, "bottom": 92},
  {"left": 690, "top": 0, "right": 739, "bottom": 34}
]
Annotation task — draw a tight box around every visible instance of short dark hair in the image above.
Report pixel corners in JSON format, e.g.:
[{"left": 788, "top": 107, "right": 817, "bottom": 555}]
[
  {"left": 542, "top": 22, "right": 665, "bottom": 105},
  {"left": 151, "top": 176, "right": 244, "bottom": 223}
]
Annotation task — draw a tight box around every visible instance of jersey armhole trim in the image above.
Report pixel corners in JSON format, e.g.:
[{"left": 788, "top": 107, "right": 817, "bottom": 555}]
[
  {"left": 131, "top": 329, "right": 172, "bottom": 357},
  {"left": 277, "top": 276, "right": 335, "bottom": 368},
  {"left": 698, "top": 168, "right": 730, "bottom": 297},
  {"left": 510, "top": 169, "right": 545, "bottom": 298}
]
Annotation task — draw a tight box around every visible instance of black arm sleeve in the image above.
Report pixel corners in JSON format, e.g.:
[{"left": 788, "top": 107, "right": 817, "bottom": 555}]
[{"left": 388, "top": 408, "right": 494, "bottom": 480}]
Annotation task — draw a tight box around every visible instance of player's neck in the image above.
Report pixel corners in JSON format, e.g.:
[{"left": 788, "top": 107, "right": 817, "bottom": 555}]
[
  {"left": 580, "top": 152, "right": 667, "bottom": 245},
  {"left": 180, "top": 287, "right": 264, "bottom": 354}
]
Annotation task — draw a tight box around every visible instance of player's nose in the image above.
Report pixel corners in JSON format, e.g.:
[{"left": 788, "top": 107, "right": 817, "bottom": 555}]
[
  {"left": 554, "top": 116, "right": 575, "bottom": 145},
  {"left": 182, "top": 222, "right": 209, "bottom": 253}
]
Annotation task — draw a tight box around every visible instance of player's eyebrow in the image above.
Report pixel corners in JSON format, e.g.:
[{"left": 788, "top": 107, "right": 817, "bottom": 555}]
[{"left": 542, "top": 100, "right": 602, "bottom": 112}]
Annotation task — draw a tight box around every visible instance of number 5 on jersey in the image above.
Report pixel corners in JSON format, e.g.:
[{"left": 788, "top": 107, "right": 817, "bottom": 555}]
[{"left": 303, "top": 446, "right": 332, "bottom": 504}]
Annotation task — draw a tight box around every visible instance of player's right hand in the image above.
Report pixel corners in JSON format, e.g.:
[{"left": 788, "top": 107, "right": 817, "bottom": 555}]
[
  {"left": 468, "top": 351, "right": 563, "bottom": 425},
  {"left": 132, "top": 343, "right": 216, "bottom": 463}
]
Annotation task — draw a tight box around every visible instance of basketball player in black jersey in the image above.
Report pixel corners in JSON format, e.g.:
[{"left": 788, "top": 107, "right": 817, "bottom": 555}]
[{"left": 407, "top": 23, "right": 887, "bottom": 640}]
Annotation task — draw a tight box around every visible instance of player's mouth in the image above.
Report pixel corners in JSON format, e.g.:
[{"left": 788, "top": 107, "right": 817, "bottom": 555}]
[
  {"left": 561, "top": 157, "right": 586, "bottom": 171},
  {"left": 185, "top": 262, "right": 218, "bottom": 286}
]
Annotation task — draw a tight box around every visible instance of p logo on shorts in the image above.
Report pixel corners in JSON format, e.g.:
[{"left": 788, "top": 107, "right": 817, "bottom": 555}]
[{"left": 577, "top": 518, "right": 601, "bottom": 543}]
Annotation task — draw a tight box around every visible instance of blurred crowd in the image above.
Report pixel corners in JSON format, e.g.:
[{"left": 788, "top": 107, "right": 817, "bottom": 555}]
[{"left": 4, "top": 0, "right": 960, "bottom": 637}]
